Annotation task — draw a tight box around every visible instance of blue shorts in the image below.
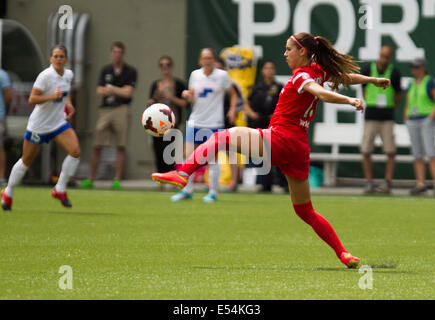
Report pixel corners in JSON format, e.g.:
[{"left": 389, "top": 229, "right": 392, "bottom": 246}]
[
  {"left": 24, "top": 122, "right": 72, "bottom": 145},
  {"left": 185, "top": 126, "right": 223, "bottom": 145}
]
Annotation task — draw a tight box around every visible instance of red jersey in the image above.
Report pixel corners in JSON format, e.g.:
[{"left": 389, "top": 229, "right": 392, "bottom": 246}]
[{"left": 269, "top": 62, "right": 329, "bottom": 130}]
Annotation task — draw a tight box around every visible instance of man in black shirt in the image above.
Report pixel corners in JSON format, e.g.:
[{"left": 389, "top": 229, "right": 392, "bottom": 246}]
[
  {"left": 81, "top": 41, "right": 137, "bottom": 189},
  {"left": 361, "top": 45, "right": 402, "bottom": 194}
]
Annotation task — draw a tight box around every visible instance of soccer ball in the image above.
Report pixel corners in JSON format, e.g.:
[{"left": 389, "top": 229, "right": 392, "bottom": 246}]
[{"left": 142, "top": 103, "right": 176, "bottom": 137}]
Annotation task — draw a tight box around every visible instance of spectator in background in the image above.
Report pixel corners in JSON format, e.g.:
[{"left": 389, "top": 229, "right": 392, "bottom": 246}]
[
  {"left": 147, "top": 56, "right": 187, "bottom": 181},
  {"left": 215, "top": 57, "right": 244, "bottom": 192},
  {"left": 404, "top": 57, "right": 435, "bottom": 195},
  {"left": 244, "top": 60, "right": 287, "bottom": 192},
  {"left": 81, "top": 41, "right": 137, "bottom": 190},
  {"left": 0, "top": 68, "right": 12, "bottom": 185},
  {"left": 361, "top": 45, "right": 402, "bottom": 194}
]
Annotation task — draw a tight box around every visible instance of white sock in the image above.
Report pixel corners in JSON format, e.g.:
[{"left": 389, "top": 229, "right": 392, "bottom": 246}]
[
  {"left": 55, "top": 156, "right": 80, "bottom": 193},
  {"left": 183, "top": 175, "right": 194, "bottom": 194},
  {"left": 208, "top": 162, "right": 220, "bottom": 196},
  {"left": 5, "top": 159, "right": 29, "bottom": 197}
]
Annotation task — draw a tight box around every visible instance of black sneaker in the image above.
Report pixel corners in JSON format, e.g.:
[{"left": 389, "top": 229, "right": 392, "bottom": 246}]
[{"left": 409, "top": 185, "right": 428, "bottom": 195}]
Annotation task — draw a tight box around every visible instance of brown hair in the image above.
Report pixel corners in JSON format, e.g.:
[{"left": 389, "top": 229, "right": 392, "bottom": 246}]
[
  {"left": 158, "top": 55, "right": 174, "bottom": 66},
  {"left": 50, "top": 44, "right": 68, "bottom": 58},
  {"left": 111, "top": 41, "right": 125, "bottom": 52},
  {"left": 199, "top": 48, "right": 218, "bottom": 60},
  {"left": 291, "top": 32, "right": 359, "bottom": 91}
]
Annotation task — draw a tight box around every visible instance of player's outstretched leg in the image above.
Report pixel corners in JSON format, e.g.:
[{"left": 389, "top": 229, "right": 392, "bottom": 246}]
[
  {"left": 152, "top": 127, "right": 261, "bottom": 188},
  {"left": 152, "top": 129, "right": 232, "bottom": 187}
]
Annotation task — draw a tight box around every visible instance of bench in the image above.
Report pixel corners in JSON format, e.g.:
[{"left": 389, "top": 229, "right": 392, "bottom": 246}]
[{"left": 311, "top": 123, "right": 413, "bottom": 186}]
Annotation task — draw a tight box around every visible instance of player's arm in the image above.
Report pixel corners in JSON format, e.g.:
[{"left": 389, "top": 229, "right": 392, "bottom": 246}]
[
  {"left": 171, "top": 95, "right": 189, "bottom": 108},
  {"left": 304, "top": 81, "right": 364, "bottom": 112},
  {"left": 168, "top": 83, "right": 189, "bottom": 109},
  {"left": 347, "top": 73, "right": 390, "bottom": 89},
  {"left": 65, "top": 94, "right": 75, "bottom": 121},
  {"left": 243, "top": 100, "right": 260, "bottom": 120},
  {"left": 182, "top": 89, "right": 195, "bottom": 103},
  {"left": 28, "top": 87, "right": 63, "bottom": 105},
  {"left": 226, "top": 85, "right": 238, "bottom": 125}
]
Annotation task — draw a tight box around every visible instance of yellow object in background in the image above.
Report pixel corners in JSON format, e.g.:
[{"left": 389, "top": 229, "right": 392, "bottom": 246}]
[
  {"left": 235, "top": 110, "right": 247, "bottom": 127},
  {"left": 204, "top": 152, "right": 232, "bottom": 185},
  {"left": 217, "top": 47, "right": 256, "bottom": 184},
  {"left": 220, "top": 47, "right": 257, "bottom": 100},
  {"left": 203, "top": 152, "right": 246, "bottom": 185}
]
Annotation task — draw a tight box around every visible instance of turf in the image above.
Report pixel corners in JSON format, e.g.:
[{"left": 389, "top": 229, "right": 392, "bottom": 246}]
[{"left": 0, "top": 187, "right": 434, "bottom": 299}]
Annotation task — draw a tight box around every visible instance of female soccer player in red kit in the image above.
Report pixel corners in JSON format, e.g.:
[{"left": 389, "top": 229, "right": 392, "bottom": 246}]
[{"left": 152, "top": 33, "right": 391, "bottom": 268}]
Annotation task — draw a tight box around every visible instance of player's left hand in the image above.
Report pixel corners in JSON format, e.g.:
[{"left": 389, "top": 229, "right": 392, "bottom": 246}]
[
  {"left": 227, "top": 110, "right": 236, "bottom": 125},
  {"left": 65, "top": 103, "right": 75, "bottom": 121},
  {"left": 374, "top": 78, "right": 390, "bottom": 89}
]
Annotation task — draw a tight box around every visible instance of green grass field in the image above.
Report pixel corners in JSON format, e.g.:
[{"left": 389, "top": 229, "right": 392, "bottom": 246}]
[{"left": 0, "top": 187, "right": 434, "bottom": 300}]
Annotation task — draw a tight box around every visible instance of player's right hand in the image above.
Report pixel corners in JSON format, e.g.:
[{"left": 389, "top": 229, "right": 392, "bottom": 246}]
[
  {"left": 374, "top": 78, "right": 390, "bottom": 89},
  {"left": 53, "top": 87, "right": 63, "bottom": 100}
]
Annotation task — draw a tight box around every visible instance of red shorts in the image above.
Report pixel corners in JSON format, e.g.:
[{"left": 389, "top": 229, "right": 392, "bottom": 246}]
[{"left": 259, "top": 125, "right": 310, "bottom": 180}]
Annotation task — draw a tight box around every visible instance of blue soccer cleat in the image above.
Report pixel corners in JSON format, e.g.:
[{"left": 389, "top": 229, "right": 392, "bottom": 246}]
[
  {"left": 170, "top": 190, "right": 193, "bottom": 202},
  {"left": 202, "top": 193, "right": 217, "bottom": 203}
]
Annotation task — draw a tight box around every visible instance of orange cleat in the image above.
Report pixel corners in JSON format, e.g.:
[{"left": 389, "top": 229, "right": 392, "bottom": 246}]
[
  {"left": 340, "top": 252, "right": 360, "bottom": 269},
  {"left": 151, "top": 170, "right": 188, "bottom": 189},
  {"left": 51, "top": 187, "right": 72, "bottom": 208},
  {"left": 1, "top": 189, "right": 12, "bottom": 211}
]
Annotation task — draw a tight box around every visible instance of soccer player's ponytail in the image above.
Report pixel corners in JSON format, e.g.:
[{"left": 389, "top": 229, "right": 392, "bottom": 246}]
[{"left": 291, "top": 32, "right": 359, "bottom": 91}]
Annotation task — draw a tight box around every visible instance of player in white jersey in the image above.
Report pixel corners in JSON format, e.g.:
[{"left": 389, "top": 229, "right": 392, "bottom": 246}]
[
  {"left": 171, "top": 48, "right": 238, "bottom": 203},
  {"left": 1, "top": 45, "right": 81, "bottom": 210}
]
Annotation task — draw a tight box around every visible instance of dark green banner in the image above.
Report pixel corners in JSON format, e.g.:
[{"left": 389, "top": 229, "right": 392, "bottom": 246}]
[{"left": 187, "top": 0, "right": 435, "bottom": 180}]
